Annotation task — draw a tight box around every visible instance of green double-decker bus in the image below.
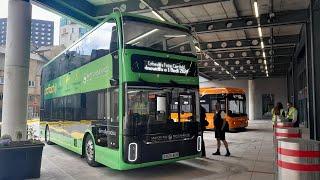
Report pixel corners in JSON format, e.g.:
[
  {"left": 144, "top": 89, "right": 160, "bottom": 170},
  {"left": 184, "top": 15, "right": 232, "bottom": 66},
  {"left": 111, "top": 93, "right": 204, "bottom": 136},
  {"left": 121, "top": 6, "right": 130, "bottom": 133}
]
[{"left": 40, "top": 12, "right": 201, "bottom": 170}]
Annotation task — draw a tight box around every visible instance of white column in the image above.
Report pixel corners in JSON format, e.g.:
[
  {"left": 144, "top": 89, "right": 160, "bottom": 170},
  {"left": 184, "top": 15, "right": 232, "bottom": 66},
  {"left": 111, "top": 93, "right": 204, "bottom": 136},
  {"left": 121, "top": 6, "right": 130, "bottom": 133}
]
[
  {"left": 1, "top": 0, "right": 31, "bottom": 140},
  {"left": 248, "top": 80, "right": 255, "bottom": 121}
]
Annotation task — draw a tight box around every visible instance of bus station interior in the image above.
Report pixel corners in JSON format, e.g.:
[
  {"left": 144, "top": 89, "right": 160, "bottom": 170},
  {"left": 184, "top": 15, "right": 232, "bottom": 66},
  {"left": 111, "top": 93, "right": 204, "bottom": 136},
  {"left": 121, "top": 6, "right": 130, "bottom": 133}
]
[{"left": 0, "top": 0, "right": 320, "bottom": 179}]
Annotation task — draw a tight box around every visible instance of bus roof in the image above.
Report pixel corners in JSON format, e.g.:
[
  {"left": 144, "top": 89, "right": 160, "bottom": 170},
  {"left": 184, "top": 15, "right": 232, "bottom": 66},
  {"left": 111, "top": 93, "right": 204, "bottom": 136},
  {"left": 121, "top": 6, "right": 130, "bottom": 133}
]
[
  {"left": 43, "top": 12, "right": 190, "bottom": 69},
  {"left": 200, "top": 87, "right": 245, "bottom": 95}
]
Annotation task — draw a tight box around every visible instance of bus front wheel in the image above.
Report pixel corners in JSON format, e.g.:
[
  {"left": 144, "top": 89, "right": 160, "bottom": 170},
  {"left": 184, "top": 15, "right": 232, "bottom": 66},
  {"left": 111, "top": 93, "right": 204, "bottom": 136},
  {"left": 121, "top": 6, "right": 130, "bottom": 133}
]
[
  {"left": 85, "top": 135, "right": 99, "bottom": 167},
  {"left": 45, "top": 126, "right": 54, "bottom": 145}
]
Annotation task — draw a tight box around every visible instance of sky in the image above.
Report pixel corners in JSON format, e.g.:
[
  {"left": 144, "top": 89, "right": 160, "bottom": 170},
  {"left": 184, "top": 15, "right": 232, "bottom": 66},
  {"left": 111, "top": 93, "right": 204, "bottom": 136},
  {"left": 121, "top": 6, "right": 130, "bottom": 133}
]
[{"left": 0, "top": 0, "right": 61, "bottom": 45}]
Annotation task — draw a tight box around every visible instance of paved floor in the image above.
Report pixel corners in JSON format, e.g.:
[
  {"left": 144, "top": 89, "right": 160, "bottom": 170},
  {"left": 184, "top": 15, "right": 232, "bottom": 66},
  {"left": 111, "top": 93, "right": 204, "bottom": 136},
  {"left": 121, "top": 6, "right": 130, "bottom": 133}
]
[{"left": 33, "top": 120, "right": 277, "bottom": 180}]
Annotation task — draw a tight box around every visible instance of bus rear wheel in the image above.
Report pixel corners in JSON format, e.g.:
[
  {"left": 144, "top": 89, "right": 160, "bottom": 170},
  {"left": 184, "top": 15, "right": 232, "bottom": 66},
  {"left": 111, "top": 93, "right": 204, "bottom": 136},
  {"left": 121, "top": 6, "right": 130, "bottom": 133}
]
[
  {"left": 45, "top": 126, "right": 54, "bottom": 145},
  {"left": 85, "top": 135, "right": 99, "bottom": 167}
]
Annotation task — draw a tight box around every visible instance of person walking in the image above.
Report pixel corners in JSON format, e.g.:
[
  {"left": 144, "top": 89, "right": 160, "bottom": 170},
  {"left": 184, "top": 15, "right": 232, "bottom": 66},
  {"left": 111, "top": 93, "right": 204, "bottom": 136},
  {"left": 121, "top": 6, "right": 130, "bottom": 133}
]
[
  {"left": 286, "top": 102, "right": 299, "bottom": 127},
  {"left": 212, "top": 103, "right": 230, "bottom": 156},
  {"left": 200, "top": 105, "right": 209, "bottom": 157},
  {"left": 271, "top": 102, "right": 286, "bottom": 128}
]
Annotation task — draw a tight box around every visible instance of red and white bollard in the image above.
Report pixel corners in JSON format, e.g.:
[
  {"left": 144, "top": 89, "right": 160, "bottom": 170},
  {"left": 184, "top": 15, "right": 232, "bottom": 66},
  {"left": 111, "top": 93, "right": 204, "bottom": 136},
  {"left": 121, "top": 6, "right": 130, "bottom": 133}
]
[
  {"left": 275, "top": 122, "right": 293, "bottom": 128},
  {"left": 275, "top": 128, "right": 302, "bottom": 140},
  {"left": 277, "top": 138, "right": 320, "bottom": 180}
]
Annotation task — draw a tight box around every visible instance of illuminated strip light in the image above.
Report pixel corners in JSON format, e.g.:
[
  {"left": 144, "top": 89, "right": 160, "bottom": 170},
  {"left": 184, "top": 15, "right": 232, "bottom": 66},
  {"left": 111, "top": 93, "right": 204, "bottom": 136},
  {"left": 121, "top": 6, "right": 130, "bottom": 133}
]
[
  {"left": 254, "top": 1, "right": 259, "bottom": 18},
  {"left": 127, "top": 29, "right": 159, "bottom": 44},
  {"left": 140, "top": 0, "right": 165, "bottom": 21},
  {"left": 195, "top": 46, "right": 201, "bottom": 52},
  {"left": 226, "top": 71, "right": 230, "bottom": 74},
  {"left": 258, "top": 27, "right": 263, "bottom": 37},
  {"left": 214, "top": 61, "right": 220, "bottom": 66},
  {"left": 261, "top": 41, "right": 265, "bottom": 49},
  {"left": 253, "top": 1, "right": 268, "bottom": 77}
]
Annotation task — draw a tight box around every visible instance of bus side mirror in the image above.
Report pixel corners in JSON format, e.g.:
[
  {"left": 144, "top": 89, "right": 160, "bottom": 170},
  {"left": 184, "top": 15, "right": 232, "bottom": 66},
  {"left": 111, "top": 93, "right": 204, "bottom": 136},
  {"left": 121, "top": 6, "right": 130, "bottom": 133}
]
[{"left": 110, "top": 78, "right": 119, "bottom": 86}]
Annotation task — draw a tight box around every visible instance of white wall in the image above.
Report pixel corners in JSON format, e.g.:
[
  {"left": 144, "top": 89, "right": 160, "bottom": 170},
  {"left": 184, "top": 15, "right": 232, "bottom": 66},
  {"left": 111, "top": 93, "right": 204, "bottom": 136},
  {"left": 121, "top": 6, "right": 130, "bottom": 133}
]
[{"left": 200, "top": 77, "right": 287, "bottom": 120}]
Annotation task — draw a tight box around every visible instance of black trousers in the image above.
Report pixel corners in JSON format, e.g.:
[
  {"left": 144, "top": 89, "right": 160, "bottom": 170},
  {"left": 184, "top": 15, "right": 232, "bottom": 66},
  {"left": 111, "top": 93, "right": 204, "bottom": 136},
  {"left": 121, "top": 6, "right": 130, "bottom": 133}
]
[{"left": 201, "top": 131, "right": 206, "bottom": 157}]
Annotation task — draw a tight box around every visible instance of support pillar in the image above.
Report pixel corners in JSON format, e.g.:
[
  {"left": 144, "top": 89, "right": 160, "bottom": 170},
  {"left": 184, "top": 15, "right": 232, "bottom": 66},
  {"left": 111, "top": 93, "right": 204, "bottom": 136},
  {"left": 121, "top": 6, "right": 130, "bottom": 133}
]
[
  {"left": 309, "top": 0, "right": 320, "bottom": 140},
  {"left": 248, "top": 80, "right": 255, "bottom": 121},
  {"left": 1, "top": 0, "right": 31, "bottom": 140}
]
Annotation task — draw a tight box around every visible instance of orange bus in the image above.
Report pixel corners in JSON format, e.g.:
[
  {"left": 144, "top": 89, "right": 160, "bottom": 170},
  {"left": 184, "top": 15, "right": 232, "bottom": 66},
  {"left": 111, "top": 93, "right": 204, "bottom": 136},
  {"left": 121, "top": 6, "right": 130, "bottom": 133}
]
[{"left": 200, "top": 87, "right": 248, "bottom": 131}]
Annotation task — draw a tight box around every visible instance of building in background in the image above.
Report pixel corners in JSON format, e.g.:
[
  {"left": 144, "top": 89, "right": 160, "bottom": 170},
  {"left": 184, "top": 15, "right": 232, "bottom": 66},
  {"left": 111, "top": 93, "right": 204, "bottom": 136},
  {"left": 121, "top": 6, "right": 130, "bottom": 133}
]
[
  {"left": 59, "top": 17, "right": 89, "bottom": 47},
  {"left": 0, "top": 45, "right": 65, "bottom": 120},
  {"left": 0, "top": 18, "right": 54, "bottom": 47}
]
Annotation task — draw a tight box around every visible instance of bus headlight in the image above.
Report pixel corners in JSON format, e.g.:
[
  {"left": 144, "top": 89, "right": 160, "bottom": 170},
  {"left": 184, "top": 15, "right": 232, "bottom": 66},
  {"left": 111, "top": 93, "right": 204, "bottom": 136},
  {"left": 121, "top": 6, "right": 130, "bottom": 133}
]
[
  {"left": 128, "top": 143, "right": 138, "bottom": 162},
  {"left": 197, "top": 136, "right": 202, "bottom": 152}
]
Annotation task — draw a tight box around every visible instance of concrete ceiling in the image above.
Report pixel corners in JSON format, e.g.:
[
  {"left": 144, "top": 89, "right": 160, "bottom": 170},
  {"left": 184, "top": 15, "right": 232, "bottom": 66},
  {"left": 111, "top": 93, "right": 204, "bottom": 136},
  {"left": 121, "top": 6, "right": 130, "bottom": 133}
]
[{"left": 32, "top": 0, "right": 310, "bottom": 80}]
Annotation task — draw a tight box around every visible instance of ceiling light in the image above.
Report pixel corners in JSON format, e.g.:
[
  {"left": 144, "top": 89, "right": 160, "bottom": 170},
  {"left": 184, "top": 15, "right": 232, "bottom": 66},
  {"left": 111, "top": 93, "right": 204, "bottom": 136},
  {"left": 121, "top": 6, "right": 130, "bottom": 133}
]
[
  {"left": 252, "top": 39, "right": 259, "bottom": 46},
  {"left": 207, "top": 43, "right": 213, "bottom": 49},
  {"left": 225, "top": 61, "right": 229, "bottom": 65},
  {"left": 240, "top": 66, "right": 244, "bottom": 70},
  {"left": 221, "top": 42, "right": 227, "bottom": 48},
  {"left": 229, "top": 53, "right": 235, "bottom": 58},
  {"left": 264, "top": 60, "right": 267, "bottom": 65},
  {"left": 236, "top": 41, "right": 242, "bottom": 47},
  {"left": 204, "top": 62, "right": 208, "bottom": 67},
  {"left": 254, "top": 1, "right": 259, "bottom": 18},
  {"left": 212, "top": 67, "right": 216, "bottom": 71},
  {"left": 214, "top": 61, "right": 220, "bottom": 66},
  {"left": 226, "top": 71, "right": 230, "bottom": 74},
  {"left": 217, "top": 54, "right": 222, "bottom": 58},
  {"left": 226, "top": 22, "right": 233, "bottom": 28},
  {"left": 230, "top": 67, "right": 235, "bottom": 70},
  {"left": 263, "top": 51, "right": 266, "bottom": 58},
  {"left": 258, "top": 59, "right": 263, "bottom": 63},
  {"left": 258, "top": 27, "right": 262, "bottom": 37},
  {"left": 246, "top": 60, "right": 251, "bottom": 64},
  {"left": 195, "top": 46, "right": 201, "bottom": 52},
  {"left": 265, "top": 66, "right": 268, "bottom": 70},
  {"left": 246, "top": 20, "right": 253, "bottom": 26},
  {"left": 208, "top": 24, "right": 214, "bottom": 30},
  {"left": 250, "top": 66, "right": 254, "bottom": 70},
  {"left": 261, "top": 41, "right": 264, "bottom": 49},
  {"left": 242, "top": 52, "right": 247, "bottom": 57},
  {"left": 235, "top": 60, "right": 240, "bottom": 65}
]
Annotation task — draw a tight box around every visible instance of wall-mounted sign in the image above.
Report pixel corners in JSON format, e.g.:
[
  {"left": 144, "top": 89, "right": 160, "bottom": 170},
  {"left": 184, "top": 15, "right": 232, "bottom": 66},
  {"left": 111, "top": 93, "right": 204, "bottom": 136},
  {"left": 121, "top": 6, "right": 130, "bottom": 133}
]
[{"left": 131, "top": 54, "right": 197, "bottom": 77}]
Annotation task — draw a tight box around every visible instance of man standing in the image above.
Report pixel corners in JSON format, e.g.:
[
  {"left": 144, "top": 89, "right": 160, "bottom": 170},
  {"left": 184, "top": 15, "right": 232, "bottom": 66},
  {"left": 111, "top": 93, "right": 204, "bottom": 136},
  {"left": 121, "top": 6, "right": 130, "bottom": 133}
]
[
  {"left": 212, "top": 103, "right": 230, "bottom": 156},
  {"left": 287, "top": 102, "right": 299, "bottom": 127},
  {"left": 200, "top": 105, "right": 208, "bottom": 157}
]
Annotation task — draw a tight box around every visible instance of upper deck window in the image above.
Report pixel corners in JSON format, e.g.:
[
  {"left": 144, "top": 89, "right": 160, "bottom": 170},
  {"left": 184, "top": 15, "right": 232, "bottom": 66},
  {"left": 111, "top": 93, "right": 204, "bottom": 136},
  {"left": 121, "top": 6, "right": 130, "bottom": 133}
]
[{"left": 123, "top": 20, "right": 196, "bottom": 56}]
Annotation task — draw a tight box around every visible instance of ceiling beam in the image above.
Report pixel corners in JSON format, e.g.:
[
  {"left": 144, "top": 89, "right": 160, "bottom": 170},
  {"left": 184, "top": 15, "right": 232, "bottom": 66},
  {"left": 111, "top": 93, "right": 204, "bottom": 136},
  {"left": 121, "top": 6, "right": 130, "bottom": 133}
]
[
  {"left": 198, "top": 46, "right": 295, "bottom": 61},
  {"left": 95, "top": 0, "right": 229, "bottom": 18},
  {"left": 191, "top": 9, "right": 308, "bottom": 33},
  {"left": 199, "top": 35, "right": 299, "bottom": 51},
  {"left": 32, "top": 0, "right": 99, "bottom": 27}
]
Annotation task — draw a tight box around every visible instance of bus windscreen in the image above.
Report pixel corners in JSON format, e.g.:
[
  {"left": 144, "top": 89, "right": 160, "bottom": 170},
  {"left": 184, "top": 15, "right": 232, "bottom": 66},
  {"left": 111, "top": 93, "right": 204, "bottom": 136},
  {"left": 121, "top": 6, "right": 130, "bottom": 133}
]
[{"left": 123, "top": 20, "right": 196, "bottom": 56}]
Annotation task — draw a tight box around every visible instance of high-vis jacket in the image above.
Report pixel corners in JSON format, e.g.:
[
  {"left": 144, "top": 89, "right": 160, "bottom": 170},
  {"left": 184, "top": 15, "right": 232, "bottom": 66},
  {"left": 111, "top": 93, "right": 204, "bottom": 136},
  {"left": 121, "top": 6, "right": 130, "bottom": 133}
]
[
  {"left": 287, "top": 107, "right": 298, "bottom": 122},
  {"left": 271, "top": 108, "right": 285, "bottom": 124}
]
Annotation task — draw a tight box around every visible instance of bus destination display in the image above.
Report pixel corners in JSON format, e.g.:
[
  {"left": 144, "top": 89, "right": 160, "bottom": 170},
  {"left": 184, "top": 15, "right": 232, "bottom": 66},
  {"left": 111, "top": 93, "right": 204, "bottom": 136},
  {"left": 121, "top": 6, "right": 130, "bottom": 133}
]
[{"left": 131, "top": 54, "right": 197, "bottom": 77}]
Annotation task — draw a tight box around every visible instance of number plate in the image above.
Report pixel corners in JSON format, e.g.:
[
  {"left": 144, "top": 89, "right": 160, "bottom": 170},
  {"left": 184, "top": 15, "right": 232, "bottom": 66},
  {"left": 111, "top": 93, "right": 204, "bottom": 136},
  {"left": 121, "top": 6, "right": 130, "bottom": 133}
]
[{"left": 162, "top": 152, "right": 179, "bottom": 160}]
